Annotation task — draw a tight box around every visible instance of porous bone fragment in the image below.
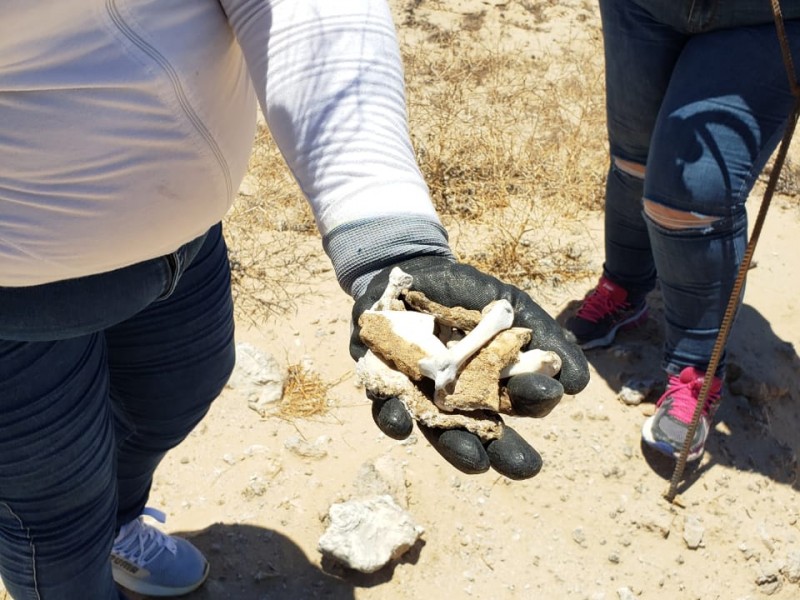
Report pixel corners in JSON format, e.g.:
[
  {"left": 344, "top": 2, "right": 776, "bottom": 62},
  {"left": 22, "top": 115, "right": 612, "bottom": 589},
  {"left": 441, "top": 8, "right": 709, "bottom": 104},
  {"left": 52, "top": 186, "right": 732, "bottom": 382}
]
[
  {"left": 435, "top": 327, "right": 531, "bottom": 413},
  {"left": 358, "top": 310, "right": 444, "bottom": 382},
  {"left": 355, "top": 351, "right": 503, "bottom": 440}
]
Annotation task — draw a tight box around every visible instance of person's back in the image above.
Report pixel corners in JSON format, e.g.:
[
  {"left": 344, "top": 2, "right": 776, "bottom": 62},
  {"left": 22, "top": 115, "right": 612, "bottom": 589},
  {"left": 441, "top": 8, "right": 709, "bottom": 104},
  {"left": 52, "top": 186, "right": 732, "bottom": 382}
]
[{"left": 1, "top": 0, "right": 257, "bottom": 286}]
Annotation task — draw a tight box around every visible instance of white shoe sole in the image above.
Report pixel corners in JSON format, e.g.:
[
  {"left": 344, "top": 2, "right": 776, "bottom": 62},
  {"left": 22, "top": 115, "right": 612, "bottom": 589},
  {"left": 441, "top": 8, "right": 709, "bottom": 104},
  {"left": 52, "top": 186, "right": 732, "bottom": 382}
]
[
  {"left": 112, "top": 560, "right": 209, "bottom": 597},
  {"left": 641, "top": 415, "right": 704, "bottom": 462},
  {"left": 579, "top": 304, "right": 648, "bottom": 350}
]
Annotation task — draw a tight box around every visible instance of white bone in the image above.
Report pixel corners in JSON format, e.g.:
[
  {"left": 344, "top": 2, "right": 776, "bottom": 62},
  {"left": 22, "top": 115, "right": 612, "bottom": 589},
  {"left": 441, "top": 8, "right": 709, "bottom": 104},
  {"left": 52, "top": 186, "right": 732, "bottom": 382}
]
[
  {"left": 366, "top": 310, "right": 447, "bottom": 357},
  {"left": 500, "top": 349, "right": 562, "bottom": 378},
  {"left": 371, "top": 267, "right": 414, "bottom": 311},
  {"left": 418, "top": 299, "right": 514, "bottom": 391}
]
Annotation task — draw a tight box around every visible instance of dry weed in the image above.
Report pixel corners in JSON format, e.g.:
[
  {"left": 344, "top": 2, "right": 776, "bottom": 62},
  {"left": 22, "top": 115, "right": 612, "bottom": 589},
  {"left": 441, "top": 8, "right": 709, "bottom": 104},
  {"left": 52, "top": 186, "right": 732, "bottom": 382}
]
[
  {"left": 458, "top": 199, "right": 595, "bottom": 292},
  {"left": 402, "top": 24, "right": 607, "bottom": 290},
  {"left": 224, "top": 123, "right": 321, "bottom": 324},
  {"left": 766, "top": 157, "right": 800, "bottom": 199},
  {"left": 279, "top": 364, "right": 335, "bottom": 419},
  {"left": 404, "top": 36, "right": 606, "bottom": 214},
  {"left": 224, "top": 10, "right": 610, "bottom": 320}
]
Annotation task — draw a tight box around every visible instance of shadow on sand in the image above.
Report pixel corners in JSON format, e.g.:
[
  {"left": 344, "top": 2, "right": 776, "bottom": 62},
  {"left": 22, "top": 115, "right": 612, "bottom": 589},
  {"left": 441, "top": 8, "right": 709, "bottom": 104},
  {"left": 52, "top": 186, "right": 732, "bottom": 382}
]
[
  {"left": 122, "top": 522, "right": 425, "bottom": 600},
  {"left": 556, "top": 289, "right": 800, "bottom": 493}
]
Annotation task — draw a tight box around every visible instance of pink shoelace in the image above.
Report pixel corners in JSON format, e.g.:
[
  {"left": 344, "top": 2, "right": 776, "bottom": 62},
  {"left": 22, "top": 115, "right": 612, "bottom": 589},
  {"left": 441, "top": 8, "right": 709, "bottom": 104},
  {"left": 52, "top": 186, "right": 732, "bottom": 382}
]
[
  {"left": 657, "top": 368, "right": 722, "bottom": 424},
  {"left": 576, "top": 280, "right": 629, "bottom": 323}
]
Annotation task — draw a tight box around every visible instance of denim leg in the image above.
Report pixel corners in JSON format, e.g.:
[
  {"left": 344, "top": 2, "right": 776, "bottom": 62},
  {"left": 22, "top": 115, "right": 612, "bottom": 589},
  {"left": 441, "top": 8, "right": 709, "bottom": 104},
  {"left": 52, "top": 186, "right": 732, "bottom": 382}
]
[
  {"left": 106, "top": 225, "right": 236, "bottom": 526},
  {"left": 0, "top": 336, "right": 123, "bottom": 599},
  {"left": 598, "top": 0, "right": 686, "bottom": 295},
  {"left": 643, "top": 23, "right": 800, "bottom": 376},
  {"left": 602, "top": 165, "right": 657, "bottom": 297},
  {"left": 645, "top": 211, "right": 747, "bottom": 377}
]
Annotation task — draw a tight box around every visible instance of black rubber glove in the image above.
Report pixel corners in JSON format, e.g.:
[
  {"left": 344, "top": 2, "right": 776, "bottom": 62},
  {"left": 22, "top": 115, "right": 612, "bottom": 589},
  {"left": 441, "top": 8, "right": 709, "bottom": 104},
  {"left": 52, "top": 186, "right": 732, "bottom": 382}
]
[{"left": 350, "top": 255, "right": 589, "bottom": 480}]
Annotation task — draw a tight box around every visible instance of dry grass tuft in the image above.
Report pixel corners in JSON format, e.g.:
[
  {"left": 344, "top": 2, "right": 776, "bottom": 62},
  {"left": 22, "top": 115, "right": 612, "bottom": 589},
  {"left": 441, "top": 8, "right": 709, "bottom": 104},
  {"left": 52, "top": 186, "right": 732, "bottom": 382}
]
[
  {"left": 402, "top": 27, "right": 607, "bottom": 291},
  {"left": 769, "top": 157, "right": 800, "bottom": 199},
  {"left": 459, "top": 200, "right": 595, "bottom": 291},
  {"left": 278, "top": 364, "right": 334, "bottom": 419},
  {"left": 224, "top": 11, "right": 610, "bottom": 317},
  {"left": 402, "top": 31, "right": 607, "bottom": 222}
]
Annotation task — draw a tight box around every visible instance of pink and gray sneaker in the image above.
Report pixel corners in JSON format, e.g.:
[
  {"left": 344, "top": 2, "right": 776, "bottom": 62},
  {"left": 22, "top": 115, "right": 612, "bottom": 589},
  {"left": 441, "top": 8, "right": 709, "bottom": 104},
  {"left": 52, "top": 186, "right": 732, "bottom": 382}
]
[
  {"left": 641, "top": 367, "right": 723, "bottom": 461},
  {"left": 566, "top": 276, "right": 648, "bottom": 349}
]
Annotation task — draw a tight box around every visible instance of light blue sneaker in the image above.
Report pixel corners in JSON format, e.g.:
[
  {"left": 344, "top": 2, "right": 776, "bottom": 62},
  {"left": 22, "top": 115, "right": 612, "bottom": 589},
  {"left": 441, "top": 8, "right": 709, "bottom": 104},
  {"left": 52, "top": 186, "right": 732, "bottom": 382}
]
[{"left": 111, "top": 507, "right": 209, "bottom": 597}]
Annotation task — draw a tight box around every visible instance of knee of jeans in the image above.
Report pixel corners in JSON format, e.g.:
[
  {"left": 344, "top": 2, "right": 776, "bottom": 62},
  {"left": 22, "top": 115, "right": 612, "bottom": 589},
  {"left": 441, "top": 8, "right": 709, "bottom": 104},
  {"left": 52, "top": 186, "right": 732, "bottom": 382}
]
[
  {"left": 643, "top": 198, "right": 722, "bottom": 231},
  {"left": 612, "top": 156, "right": 646, "bottom": 180}
]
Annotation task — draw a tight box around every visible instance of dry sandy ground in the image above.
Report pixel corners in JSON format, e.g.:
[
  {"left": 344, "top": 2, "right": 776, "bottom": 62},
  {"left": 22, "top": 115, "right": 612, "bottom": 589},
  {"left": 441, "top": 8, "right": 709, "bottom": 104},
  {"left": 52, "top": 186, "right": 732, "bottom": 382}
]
[
  {"left": 144, "top": 4, "right": 798, "bottom": 599},
  {"left": 7, "top": 2, "right": 800, "bottom": 599},
  {"left": 137, "top": 202, "right": 800, "bottom": 600}
]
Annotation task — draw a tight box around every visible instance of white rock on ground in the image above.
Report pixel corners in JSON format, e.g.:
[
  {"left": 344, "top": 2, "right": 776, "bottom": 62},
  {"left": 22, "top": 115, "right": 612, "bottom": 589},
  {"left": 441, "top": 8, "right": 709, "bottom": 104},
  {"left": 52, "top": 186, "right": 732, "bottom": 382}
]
[
  {"left": 683, "top": 514, "right": 705, "bottom": 550},
  {"left": 226, "top": 342, "right": 286, "bottom": 415},
  {"left": 318, "top": 494, "right": 424, "bottom": 573},
  {"left": 783, "top": 550, "right": 800, "bottom": 583}
]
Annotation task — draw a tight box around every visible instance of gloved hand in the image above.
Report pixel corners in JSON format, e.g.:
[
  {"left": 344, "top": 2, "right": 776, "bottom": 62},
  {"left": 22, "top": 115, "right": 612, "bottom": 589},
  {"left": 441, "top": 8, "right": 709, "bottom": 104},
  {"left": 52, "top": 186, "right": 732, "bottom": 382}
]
[{"left": 350, "top": 255, "right": 589, "bottom": 480}]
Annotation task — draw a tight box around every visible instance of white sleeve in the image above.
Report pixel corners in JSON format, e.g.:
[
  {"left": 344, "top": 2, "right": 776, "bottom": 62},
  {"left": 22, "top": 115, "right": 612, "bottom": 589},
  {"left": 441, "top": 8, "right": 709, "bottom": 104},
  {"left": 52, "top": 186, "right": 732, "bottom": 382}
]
[{"left": 219, "top": 0, "right": 443, "bottom": 235}]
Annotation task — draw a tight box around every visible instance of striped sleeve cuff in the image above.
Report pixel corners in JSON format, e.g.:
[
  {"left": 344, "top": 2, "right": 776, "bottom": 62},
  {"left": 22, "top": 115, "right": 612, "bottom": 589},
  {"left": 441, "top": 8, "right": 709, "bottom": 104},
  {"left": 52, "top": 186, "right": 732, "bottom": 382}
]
[{"left": 322, "top": 215, "right": 455, "bottom": 298}]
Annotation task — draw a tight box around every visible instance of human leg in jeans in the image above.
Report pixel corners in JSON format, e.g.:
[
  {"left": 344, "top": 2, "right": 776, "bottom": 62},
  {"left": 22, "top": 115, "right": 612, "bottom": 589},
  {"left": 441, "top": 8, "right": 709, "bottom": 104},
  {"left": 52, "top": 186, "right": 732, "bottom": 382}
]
[
  {"left": 568, "top": 0, "right": 800, "bottom": 459},
  {"left": 566, "top": 0, "right": 683, "bottom": 349},
  {"left": 107, "top": 225, "right": 235, "bottom": 596},
  {"left": 0, "top": 224, "right": 235, "bottom": 598},
  {"left": 640, "top": 22, "right": 799, "bottom": 459}
]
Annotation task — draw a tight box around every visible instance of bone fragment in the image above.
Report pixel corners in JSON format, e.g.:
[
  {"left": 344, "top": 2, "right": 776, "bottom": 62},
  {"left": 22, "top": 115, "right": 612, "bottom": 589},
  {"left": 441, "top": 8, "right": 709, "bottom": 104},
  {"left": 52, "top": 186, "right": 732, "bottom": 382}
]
[
  {"left": 418, "top": 300, "right": 514, "bottom": 392},
  {"left": 357, "top": 271, "right": 562, "bottom": 422},
  {"left": 403, "top": 289, "right": 562, "bottom": 379},
  {"left": 358, "top": 311, "right": 444, "bottom": 381},
  {"left": 500, "top": 349, "right": 562, "bottom": 379},
  {"left": 434, "top": 327, "right": 529, "bottom": 412},
  {"left": 371, "top": 267, "right": 414, "bottom": 311},
  {"left": 355, "top": 351, "right": 504, "bottom": 440},
  {"left": 403, "top": 291, "right": 482, "bottom": 331}
]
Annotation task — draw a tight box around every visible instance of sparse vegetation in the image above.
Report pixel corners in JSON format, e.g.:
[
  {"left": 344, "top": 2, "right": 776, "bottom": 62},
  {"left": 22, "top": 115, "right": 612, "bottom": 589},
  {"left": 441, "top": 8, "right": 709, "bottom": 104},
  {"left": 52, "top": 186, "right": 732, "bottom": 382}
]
[
  {"left": 220, "top": 2, "right": 610, "bottom": 418},
  {"left": 224, "top": 10, "right": 608, "bottom": 324},
  {"left": 278, "top": 364, "right": 337, "bottom": 420}
]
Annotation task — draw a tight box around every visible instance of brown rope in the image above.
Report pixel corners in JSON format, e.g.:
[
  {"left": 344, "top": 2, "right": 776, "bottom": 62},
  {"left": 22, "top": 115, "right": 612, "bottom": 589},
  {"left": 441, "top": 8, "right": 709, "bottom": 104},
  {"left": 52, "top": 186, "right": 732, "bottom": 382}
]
[{"left": 665, "top": 0, "right": 800, "bottom": 502}]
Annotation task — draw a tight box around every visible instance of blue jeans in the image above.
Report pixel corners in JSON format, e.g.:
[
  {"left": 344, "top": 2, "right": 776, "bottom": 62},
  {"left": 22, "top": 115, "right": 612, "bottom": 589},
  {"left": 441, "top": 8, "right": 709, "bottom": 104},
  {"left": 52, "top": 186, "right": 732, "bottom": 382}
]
[
  {"left": 599, "top": 0, "right": 800, "bottom": 376},
  {"left": 0, "top": 224, "right": 235, "bottom": 599}
]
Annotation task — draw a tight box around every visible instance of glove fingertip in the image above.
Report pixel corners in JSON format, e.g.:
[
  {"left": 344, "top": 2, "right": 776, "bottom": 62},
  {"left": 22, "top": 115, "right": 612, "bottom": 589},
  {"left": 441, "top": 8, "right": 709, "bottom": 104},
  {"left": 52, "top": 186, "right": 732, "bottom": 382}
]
[
  {"left": 420, "top": 426, "right": 491, "bottom": 474},
  {"left": 372, "top": 397, "right": 413, "bottom": 440},
  {"left": 486, "top": 426, "right": 542, "bottom": 480},
  {"left": 506, "top": 373, "right": 563, "bottom": 418},
  {"left": 559, "top": 354, "right": 591, "bottom": 395}
]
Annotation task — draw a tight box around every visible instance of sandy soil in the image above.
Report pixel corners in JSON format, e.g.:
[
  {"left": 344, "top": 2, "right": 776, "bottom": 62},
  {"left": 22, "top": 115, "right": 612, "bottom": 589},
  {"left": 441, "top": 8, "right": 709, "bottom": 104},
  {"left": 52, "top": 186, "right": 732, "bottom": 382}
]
[
  {"left": 134, "top": 2, "right": 800, "bottom": 599},
  {"left": 151, "top": 4, "right": 799, "bottom": 599},
  {"left": 138, "top": 201, "right": 799, "bottom": 600},
  {"left": 7, "top": 2, "right": 800, "bottom": 599}
]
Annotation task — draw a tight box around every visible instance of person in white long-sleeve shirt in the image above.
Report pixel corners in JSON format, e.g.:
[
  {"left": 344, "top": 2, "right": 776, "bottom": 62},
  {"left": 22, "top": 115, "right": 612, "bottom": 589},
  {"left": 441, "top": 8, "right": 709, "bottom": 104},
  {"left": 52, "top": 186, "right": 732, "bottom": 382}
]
[{"left": 0, "top": 2, "right": 588, "bottom": 597}]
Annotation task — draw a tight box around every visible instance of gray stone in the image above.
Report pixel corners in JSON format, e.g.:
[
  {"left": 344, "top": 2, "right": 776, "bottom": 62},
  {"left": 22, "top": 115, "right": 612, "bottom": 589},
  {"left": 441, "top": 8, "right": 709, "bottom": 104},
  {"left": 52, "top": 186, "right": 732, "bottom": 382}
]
[
  {"left": 683, "top": 514, "right": 705, "bottom": 550},
  {"left": 572, "top": 527, "right": 587, "bottom": 547},
  {"left": 783, "top": 550, "right": 800, "bottom": 583},
  {"left": 754, "top": 573, "right": 782, "bottom": 596},
  {"left": 318, "top": 495, "right": 424, "bottom": 573},
  {"left": 284, "top": 434, "right": 330, "bottom": 460},
  {"left": 617, "top": 586, "right": 636, "bottom": 600},
  {"left": 227, "top": 343, "right": 286, "bottom": 416},
  {"left": 635, "top": 511, "right": 672, "bottom": 539},
  {"left": 353, "top": 455, "right": 408, "bottom": 508}
]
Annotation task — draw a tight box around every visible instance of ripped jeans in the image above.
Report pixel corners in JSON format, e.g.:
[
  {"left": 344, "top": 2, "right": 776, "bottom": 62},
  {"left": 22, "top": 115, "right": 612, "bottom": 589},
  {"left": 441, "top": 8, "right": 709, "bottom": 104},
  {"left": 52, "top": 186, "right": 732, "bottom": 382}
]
[{"left": 598, "top": 0, "right": 800, "bottom": 376}]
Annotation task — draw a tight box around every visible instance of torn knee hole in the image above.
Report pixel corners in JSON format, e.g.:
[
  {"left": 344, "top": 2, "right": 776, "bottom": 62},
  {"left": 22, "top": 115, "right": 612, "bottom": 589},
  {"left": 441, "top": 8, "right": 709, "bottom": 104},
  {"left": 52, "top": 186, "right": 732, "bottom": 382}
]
[
  {"left": 643, "top": 199, "right": 719, "bottom": 230},
  {"left": 612, "top": 156, "right": 646, "bottom": 179}
]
